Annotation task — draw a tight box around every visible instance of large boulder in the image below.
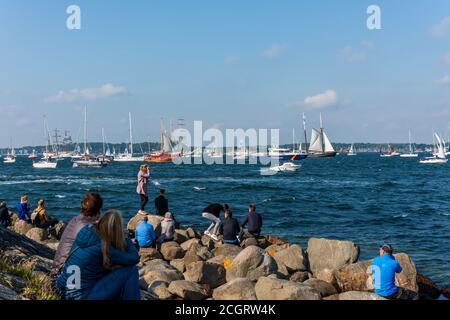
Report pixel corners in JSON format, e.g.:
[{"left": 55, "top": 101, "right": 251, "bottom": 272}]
[
  {"left": 170, "top": 259, "right": 186, "bottom": 273},
  {"left": 141, "top": 269, "right": 183, "bottom": 287},
  {"left": 139, "top": 259, "right": 175, "bottom": 276},
  {"left": 180, "top": 238, "right": 200, "bottom": 251},
  {"left": 25, "top": 228, "right": 48, "bottom": 242},
  {"left": 127, "top": 214, "right": 163, "bottom": 237},
  {"left": 240, "top": 237, "right": 259, "bottom": 248},
  {"left": 303, "top": 278, "right": 338, "bottom": 298},
  {"left": 147, "top": 280, "right": 174, "bottom": 300},
  {"left": 394, "top": 253, "right": 418, "bottom": 293},
  {"left": 314, "top": 268, "right": 338, "bottom": 288},
  {"left": 417, "top": 274, "right": 441, "bottom": 300},
  {"left": 335, "top": 260, "right": 372, "bottom": 292},
  {"left": 139, "top": 247, "right": 163, "bottom": 264},
  {"left": 273, "top": 245, "right": 308, "bottom": 274},
  {"left": 174, "top": 229, "right": 189, "bottom": 244},
  {"left": 226, "top": 246, "right": 277, "bottom": 282},
  {"left": 51, "top": 221, "right": 66, "bottom": 240},
  {"left": 213, "top": 244, "right": 242, "bottom": 260},
  {"left": 160, "top": 241, "right": 185, "bottom": 261},
  {"left": 255, "top": 277, "right": 321, "bottom": 300},
  {"left": 201, "top": 235, "right": 217, "bottom": 251},
  {"left": 441, "top": 285, "right": 450, "bottom": 299},
  {"left": 14, "top": 220, "right": 33, "bottom": 235},
  {"left": 127, "top": 213, "right": 145, "bottom": 232},
  {"left": 212, "top": 278, "right": 257, "bottom": 300},
  {"left": 265, "top": 244, "right": 289, "bottom": 258},
  {"left": 325, "top": 291, "right": 386, "bottom": 300},
  {"left": 184, "top": 261, "right": 226, "bottom": 289},
  {"left": 184, "top": 243, "right": 213, "bottom": 266},
  {"left": 186, "top": 227, "right": 196, "bottom": 239},
  {"left": 307, "top": 238, "right": 360, "bottom": 274},
  {"left": 168, "top": 280, "right": 209, "bottom": 300},
  {"left": 289, "top": 271, "right": 311, "bottom": 283}
]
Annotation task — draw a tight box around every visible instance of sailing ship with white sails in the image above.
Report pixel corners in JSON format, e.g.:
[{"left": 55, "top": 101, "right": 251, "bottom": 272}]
[
  {"left": 3, "top": 141, "right": 16, "bottom": 164},
  {"left": 33, "top": 116, "right": 57, "bottom": 169},
  {"left": 144, "top": 119, "right": 174, "bottom": 163},
  {"left": 347, "top": 143, "right": 357, "bottom": 156},
  {"left": 400, "top": 130, "right": 418, "bottom": 158},
  {"left": 307, "top": 113, "right": 336, "bottom": 158},
  {"left": 419, "top": 133, "right": 448, "bottom": 164},
  {"left": 114, "top": 112, "right": 144, "bottom": 162}
]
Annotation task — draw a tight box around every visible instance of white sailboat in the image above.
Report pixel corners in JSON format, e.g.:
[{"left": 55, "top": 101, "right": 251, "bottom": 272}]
[
  {"left": 400, "top": 130, "right": 418, "bottom": 158},
  {"left": 3, "top": 142, "right": 16, "bottom": 164},
  {"left": 73, "top": 106, "right": 107, "bottom": 168},
  {"left": 419, "top": 133, "right": 448, "bottom": 164},
  {"left": 307, "top": 113, "right": 336, "bottom": 157},
  {"left": 115, "top": 112, "right": 144, "bottom": 162},
  {"left": 347, "top": 143, "right": 357, "bottom": 156},
  {"left": 33, "top": 117, "right": 58, "bottom": 169}
]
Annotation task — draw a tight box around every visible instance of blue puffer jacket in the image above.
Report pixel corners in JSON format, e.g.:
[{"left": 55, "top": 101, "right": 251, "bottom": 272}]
[{"left": 56, "top": 225, "right": 139, "bottom": 300}]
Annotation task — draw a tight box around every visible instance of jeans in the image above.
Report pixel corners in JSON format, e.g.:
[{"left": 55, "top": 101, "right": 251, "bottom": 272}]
[
  {"left": 139, "top": 194, "right": 148, "bottom": 211},
  {"left": 86, "top": 266, "right": 141, "bottom": 300},
  {"left": 202, "top": 212, "right": 221, "bottom": 235},
  {"left": 222, "top": 239, "right": 239, "bottom": 245}
]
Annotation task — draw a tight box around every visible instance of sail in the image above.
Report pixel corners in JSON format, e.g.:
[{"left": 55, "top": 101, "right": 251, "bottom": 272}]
[
  {"left": 323, "top": 131, "right": 335, "bottom": 152},
  {"left": 105, "top": 148, "right": 111, "bottom": 156},
  {"left": 435, "top": 133, "right": 446, "bottom": 159},
  {"left": 308, "top": 129, "right": 323, "bottom": 153},
  {"left": 162, "top": 134, "right": 173, "bottom": 153}
]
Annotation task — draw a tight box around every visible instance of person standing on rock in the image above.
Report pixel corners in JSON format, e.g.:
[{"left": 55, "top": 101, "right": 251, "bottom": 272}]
[
  {"left": 202, "top": 203, "right": 226, "bottom": 241},
  {"left": 56, "top": 210, "right": 140, "bottom": 300},
  {"left": 0, "top": 201, "right": 11, "bottom": 228},
  {"left": 154, "top": 188, "right": 169, "bottom": 216},
  {"left": 240, "top": 203, "right": 263, "bottom": 238},
  {"left": 52, "top": 193, "right": 103, "bottom": 272},
  {"left": 136, "top": 165, "right": 150, "bottom": 214},
  {"left": 219, "top": 209, "right": 241, "bottom": 245},
  {"left": 369, "top": 244, "right": 403, "bottom": 300},
  {"left": 17, "top": 195, "right": 31, "bottom": 223}
]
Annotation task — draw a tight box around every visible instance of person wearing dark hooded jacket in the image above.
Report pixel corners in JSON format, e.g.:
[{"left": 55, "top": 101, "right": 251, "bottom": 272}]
[
  {"left": 0, "top": 202, "right": 11, "bottom": 228},
  {"left": 56, "top": 210, "right": 140, "bottom": 300}
]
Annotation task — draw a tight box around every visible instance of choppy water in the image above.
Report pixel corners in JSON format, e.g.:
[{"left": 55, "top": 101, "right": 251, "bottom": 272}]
[{"left": 1, "top": 154, "right": 449, "bottom": 285}]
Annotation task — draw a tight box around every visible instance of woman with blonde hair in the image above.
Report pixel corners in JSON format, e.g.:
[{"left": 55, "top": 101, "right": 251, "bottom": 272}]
[
  {"left": 56, "top": 210, "right": 140, "bottom": 300},
  {"left": 136, "top": 164, "right": 150, "bottom": 213},
  {"left": 31, "top": 199, "right": 50, "bottom": 228}
]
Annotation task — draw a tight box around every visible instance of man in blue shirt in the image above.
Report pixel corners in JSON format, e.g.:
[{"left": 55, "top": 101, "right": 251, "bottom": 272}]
[
  {"left": 370, "top": 244, "right": 403, "bottom": 299},
  {"left": 135, "top": 216, "right": 157, "bottom": 249}
]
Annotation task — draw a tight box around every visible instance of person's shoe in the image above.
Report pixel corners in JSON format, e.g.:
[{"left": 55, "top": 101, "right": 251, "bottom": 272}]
[
  {"left": 204, "top": 230, "right": 211, "bottom": 236},
  {"left": 211, "top": 234, "right": 219, "bottom": 241}
]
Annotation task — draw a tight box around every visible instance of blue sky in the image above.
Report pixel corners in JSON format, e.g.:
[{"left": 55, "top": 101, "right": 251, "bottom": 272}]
[{"left": 1, "top": 0, "right": 450, "bottom": 147}]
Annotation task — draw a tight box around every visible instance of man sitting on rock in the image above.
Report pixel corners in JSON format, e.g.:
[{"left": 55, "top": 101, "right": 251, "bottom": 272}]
[
  {"left": 0, "top": 201, "right": 11, "bottom": 228},
  {"left": 240, "top": 203, "right": 263, "bottom": 238},
  {"left": 369, "top": 244, "right": 403, "bottom": 299},
  {"left": 219, "top": 210, "right": 241, "bottom": 245},
  {"left": 135, "top": 215, "right": 157, "bottom": 249}
]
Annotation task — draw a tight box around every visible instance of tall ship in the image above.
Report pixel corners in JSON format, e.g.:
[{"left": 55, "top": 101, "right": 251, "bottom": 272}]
[
  {"left": 144, "top": 119, "right": 173, "bottom": 163},
  {"left": 307, "top": 113, "right": 337, "bottom": 158}
]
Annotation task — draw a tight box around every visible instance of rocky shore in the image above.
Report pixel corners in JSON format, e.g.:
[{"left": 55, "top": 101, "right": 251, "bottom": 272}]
[{"left": 1, "top": 211, "right": 449, "bottom": 300}]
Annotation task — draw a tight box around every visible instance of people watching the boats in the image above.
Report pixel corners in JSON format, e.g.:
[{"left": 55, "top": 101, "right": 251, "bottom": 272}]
[
  {"left": 31, "top": 199, "right": 55, "bottom": 228},
  {"left": 136, "top": 165, "right": 150, "bottom": 213},
  {"left": 202, "top": 203, "right": 226, "bottom": 241},
  {"left": 160, "top": 212, "right": 175, "bottom": 242},
  {"left": 154, "top": 189, "right": 169, "bottom": 216},
  {"left": 0, "top": 201, "right": 11, "bottom": 228},
  {"left": 219, "top": 209, "right": 241, "bottom": 245},
  {"left": 369, "top": 244, "right": 403, "bottom": 299},
  {"left": 17, "top": 195, "right": 31, "bottom": 223},
  {"left": 134, "top": 215, "right": 157, "bottom": 249},
  {"left": 56, "top": 209, "right": 140, "bottom": 300},
  {"left": 241, "top": 203, "right": 263, "bottom": 238},
  {"left": 52, "top": 193, "right": 103, "bottom": 272}
]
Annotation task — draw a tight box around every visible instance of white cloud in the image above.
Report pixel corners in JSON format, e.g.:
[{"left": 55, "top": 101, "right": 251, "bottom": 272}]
[
  {"left": 430, "top": 16, "right": 450, "bottom": 37},
  {"left": 437, "top": 75, "right": 450, "bottom": 85},
  {"left": 225, "top": 55, "right": 240, "bottom": 65},
  {"left": 303, "top": 90, "right": 338, "bottom": 109},
  {"left": 45, "top": 83, "right": 128, "bottom": 103},
  {"left": 263, "top": 43, "right": 287, "bottom": 59},
  {"left": 341, "top": 41, "right": 374, "bottom": 63}
]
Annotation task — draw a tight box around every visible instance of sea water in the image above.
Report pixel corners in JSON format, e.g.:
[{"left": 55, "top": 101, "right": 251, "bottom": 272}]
[{"left": 1, "top": 153, "right": 449, "bottom": 285}]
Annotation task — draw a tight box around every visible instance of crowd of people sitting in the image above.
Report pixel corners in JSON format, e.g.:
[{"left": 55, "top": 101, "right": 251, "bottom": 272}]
[{"left": 0, "top": 165, "right": 406, "bottom": 301}]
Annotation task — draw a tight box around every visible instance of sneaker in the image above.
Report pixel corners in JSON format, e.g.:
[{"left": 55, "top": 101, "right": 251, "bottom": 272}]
[
  {"left": 211, "top": 234, "right": 219, "bottom": 241},
  {"left": 204, "top": 230, "right": 211, "bottom": 236}
]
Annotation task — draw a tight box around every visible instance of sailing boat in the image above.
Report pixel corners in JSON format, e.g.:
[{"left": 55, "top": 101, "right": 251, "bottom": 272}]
[
  {"left": 307, "top": 113, "right": 336, "bottom": 158},
  {"left": 28, "top": 149, "right": 37, "bottom": 160},
  {"left": 400, "top": 130, "right": 418, "bottom": 158},
  {"left": 420, "top": 133, "right": 448, "bottom": 164},
  {"left": 3, "top": 140, "right": 16, "bottom": 164},
  {"left": 380, "top": 144, "right": 400, "bottom": 157},
  {"left": 33, "top": 116, "right": 58, "bottom": 169},
  {"left": 115, "top": 113, "right": 144, "bottom": 162},
  {"left": 144, "top": 119, "right": 173, "bottom": 163},
  {"left": 347, "top": 143, "right": 356, "bottom": 156},
  {"left": 72, "top": 106, "right": 107, "bottom": 168}
]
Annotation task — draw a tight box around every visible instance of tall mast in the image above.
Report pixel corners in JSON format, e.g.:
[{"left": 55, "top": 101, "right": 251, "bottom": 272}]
[
  {"left": 84, "top": 105, "right": 87, "bottom": 155},
  {"left": 129, "top": 112, "right": 133, "bottom": 156},
  {"left": 160, "top": 118, "right": 164, "bottom": 152},
  {"left": 408, "top": 130, "right": 412, "bottom": 153},
  {"left": 102, "top": 128, "right": 106, "bottom": 155},
  {"left": 302, "top": 112, "right": 308, "bottom": 153},
  {"left": 320, "top": 113, "right": 325, "bottom": 153},
  {"left": 292, "top": 128, "right": 295, "bottom": 152}
]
